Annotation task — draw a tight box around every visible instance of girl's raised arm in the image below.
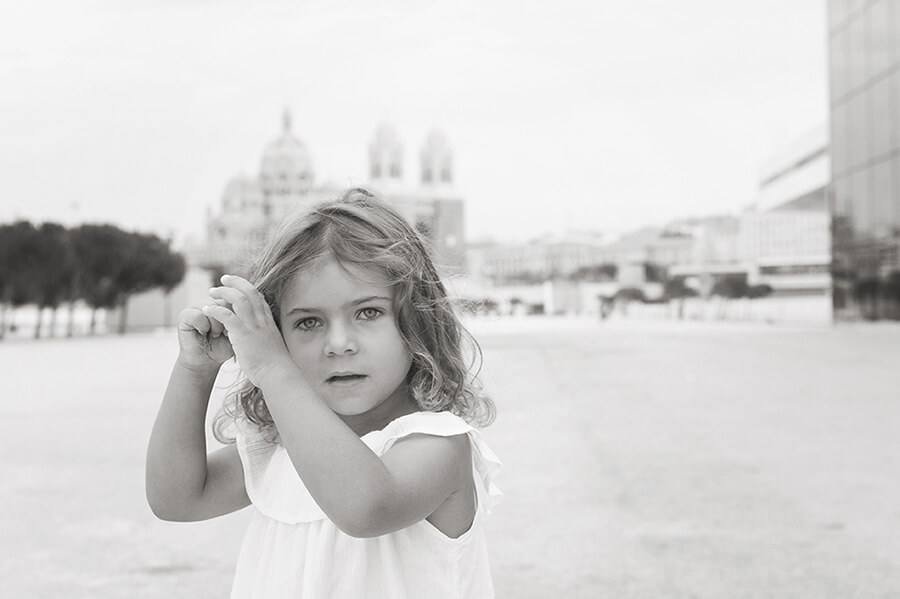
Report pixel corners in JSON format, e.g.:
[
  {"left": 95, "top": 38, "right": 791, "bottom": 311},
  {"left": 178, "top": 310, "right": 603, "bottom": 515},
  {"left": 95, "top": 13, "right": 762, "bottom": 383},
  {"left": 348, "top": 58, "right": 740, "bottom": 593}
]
[{"left": 145, "top": 308, "right": 250, "bottom": 522}]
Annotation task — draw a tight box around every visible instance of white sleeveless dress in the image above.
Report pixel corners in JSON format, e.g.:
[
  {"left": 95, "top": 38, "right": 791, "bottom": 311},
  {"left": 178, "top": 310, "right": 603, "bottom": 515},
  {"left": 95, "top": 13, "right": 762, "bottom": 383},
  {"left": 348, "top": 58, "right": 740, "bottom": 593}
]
[{"left": 231, "top": 411, "right": 503, "bottom": 598}]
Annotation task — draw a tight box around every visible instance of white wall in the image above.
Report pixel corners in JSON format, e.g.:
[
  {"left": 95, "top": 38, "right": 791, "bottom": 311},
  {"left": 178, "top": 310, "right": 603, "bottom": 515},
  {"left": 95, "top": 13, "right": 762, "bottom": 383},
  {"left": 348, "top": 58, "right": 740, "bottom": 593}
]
[{"left": 122, "top": 266, "right": 213, "bottom": 331}]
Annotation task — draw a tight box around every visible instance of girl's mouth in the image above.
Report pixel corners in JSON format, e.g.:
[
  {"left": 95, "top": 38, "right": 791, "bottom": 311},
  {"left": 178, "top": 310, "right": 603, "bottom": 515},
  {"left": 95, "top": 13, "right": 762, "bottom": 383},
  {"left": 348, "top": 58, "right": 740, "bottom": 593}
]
[{"left": 326, "top": 374, "right": 367, "bottom": 383}]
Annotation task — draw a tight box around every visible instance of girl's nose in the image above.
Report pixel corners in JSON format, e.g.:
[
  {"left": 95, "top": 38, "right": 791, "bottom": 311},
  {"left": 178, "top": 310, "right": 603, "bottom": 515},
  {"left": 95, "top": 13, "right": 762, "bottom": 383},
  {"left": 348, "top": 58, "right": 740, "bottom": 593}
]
[{"left": 324, "top": 324, "right": 358, "bottom": 356}]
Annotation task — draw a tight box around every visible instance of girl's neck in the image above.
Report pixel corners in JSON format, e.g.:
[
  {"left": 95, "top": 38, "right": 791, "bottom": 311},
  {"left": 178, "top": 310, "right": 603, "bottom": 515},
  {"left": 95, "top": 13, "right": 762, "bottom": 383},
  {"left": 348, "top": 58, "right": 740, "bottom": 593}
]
[{"left": 339, "top": 392, "right": 421, "bottom": 437}]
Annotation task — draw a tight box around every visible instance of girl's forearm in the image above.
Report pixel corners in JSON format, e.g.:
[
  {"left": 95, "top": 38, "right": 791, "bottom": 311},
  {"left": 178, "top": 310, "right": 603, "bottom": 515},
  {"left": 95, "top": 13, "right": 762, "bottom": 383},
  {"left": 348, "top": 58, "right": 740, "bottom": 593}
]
[
  {"left": 259, "top": 367, "right": 395, "bottom": 535},
  {"left": 145, "top": 360, "right": 219, "bottom": 520}
]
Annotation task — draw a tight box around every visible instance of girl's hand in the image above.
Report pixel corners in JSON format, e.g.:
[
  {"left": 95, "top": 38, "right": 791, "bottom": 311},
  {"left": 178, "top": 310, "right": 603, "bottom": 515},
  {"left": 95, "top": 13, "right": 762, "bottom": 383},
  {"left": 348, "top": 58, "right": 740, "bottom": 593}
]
[
  {"left": 176, "top": 306, "right": 234, "bottom": 370},
  {"left": 203, "top": 275, "right": 297, "bottom": 388}
]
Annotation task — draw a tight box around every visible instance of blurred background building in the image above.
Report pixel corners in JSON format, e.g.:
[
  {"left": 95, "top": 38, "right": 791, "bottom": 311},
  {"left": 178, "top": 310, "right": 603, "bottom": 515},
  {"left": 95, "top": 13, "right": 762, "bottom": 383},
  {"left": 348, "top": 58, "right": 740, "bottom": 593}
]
[
  {"left": 828, "top": 0, "right": 900, "bottom": 320},
  {"left": 739, "top": 124, "right": 831, "bottom": 295},
  {"left": 188, "top": 110, "right": 466, "bottom": 280}
]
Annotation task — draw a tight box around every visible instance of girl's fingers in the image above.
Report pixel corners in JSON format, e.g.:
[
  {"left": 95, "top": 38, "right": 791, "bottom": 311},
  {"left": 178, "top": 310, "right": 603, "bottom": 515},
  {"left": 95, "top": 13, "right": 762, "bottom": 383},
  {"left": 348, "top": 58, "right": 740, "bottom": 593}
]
[
  {"left": 199, "top": 299, "right": 229, "bottom": 337},
  {"left": 220, "top": 275, "right": 270, "bottom": 320},
  {"left": 202, "top": 304, "right": 242, "bottom": 331},
  {"left": 178, "top": 307, "right": 210, "bottom": 335},
  {"left": 208, "top": 312, "right": 226, "bottom": 337},
  {"left": 208, "top": 286, "right": 255, "bottom": 321}
]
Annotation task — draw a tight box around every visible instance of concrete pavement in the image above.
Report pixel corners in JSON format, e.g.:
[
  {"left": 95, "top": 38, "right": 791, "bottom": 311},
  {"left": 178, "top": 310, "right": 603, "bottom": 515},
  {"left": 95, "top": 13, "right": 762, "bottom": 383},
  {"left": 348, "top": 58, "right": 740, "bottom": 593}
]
[{"left": 1, "top": 317, "right": 898, "bottom": 597}]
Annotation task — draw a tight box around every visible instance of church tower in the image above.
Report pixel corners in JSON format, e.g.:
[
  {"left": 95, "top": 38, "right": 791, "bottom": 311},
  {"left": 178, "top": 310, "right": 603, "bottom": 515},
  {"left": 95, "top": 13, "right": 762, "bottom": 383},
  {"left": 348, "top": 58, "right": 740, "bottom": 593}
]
[
  {"left": 419, "top": 129, "right": 453, "bottom": 192},
  {"left": 368, "top": 123, "right": 404, "bottom": 191}
]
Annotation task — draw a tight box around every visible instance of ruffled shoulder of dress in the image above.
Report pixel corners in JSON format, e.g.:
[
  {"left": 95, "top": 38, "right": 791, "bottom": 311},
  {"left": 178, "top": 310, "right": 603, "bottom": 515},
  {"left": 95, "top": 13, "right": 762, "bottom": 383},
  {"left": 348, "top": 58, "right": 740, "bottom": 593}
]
[
  {"left": 364, "top": 411, "right": 504, "bottom": 515},
  {"left": 235, "top": 418, "right": 327, "bottom": 524},
  {"left": 361, "top": 411, "right": 473, "bottom": 453}
]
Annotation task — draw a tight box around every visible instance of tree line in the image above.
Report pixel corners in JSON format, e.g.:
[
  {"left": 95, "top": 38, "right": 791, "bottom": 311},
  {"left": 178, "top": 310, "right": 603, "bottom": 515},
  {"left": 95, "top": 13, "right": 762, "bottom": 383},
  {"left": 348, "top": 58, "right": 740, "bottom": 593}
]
[{"left": 0, "top": 221, "right": 186, "bottom": 339}]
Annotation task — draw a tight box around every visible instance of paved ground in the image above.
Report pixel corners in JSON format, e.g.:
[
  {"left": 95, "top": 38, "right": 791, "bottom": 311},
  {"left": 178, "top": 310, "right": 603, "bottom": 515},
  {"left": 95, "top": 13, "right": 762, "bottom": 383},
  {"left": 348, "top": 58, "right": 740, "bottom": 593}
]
[{"left": 2, "top": 317, "right": 899, "bottom": 598}]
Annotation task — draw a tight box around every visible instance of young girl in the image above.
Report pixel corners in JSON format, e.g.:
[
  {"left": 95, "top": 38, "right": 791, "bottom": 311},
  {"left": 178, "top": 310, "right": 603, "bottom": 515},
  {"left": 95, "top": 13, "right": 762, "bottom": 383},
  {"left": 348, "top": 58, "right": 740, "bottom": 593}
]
[{"left": 146, "top": 188, "right": 501, "bottom": 598}]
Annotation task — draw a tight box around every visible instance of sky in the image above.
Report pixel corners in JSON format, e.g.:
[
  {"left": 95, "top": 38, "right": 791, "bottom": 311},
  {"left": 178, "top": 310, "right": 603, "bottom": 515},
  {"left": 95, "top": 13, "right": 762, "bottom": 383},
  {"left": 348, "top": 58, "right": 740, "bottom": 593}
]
[{"left": 0, "top": 0, "right": 828, "bottom": 244}]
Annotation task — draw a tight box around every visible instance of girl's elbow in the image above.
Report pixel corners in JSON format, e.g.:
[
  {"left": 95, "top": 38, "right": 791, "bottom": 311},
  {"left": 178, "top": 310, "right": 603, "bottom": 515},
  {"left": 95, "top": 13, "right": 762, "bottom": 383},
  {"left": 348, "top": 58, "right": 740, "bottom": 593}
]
[
  {"left": 147, "top": 497, "right": 181, "bottom": 522},
  {"left": 146, "top": 490, "right": 196, "bottom": 522},
  {"left": 333, "top": 502, "right": 400, "bottom": 538},
  {"left": 332, "top": 510, "right": 379, "bottom": 538},
  {"left": 338, "top": 522, "right": 375, "bottom": 538},
  {"left": 147, "top": 498, "right": 174, "bottom": 521},
  {"left": 149, "top": 503, "right": 201, "bottom": 522}
]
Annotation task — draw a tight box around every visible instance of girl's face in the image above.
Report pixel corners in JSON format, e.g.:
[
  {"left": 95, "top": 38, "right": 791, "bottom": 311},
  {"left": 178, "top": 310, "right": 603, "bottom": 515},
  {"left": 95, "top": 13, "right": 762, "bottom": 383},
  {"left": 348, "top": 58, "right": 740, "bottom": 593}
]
[{"left": 277, "top": 258, "right": 416, "bottom": 434}]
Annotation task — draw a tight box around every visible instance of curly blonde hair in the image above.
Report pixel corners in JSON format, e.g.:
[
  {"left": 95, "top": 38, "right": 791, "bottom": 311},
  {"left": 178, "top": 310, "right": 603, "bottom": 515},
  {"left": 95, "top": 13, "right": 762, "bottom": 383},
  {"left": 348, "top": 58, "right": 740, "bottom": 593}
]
[{"left": 213, "top": 187, "right": 494, "bottom": 444}]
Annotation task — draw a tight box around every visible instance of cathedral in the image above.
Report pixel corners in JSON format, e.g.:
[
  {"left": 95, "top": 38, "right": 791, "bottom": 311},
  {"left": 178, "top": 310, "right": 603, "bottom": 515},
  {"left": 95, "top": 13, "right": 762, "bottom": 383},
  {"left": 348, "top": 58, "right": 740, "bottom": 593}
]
[{"left": 190, "top": 110, "right": 466, "bottom": 277}]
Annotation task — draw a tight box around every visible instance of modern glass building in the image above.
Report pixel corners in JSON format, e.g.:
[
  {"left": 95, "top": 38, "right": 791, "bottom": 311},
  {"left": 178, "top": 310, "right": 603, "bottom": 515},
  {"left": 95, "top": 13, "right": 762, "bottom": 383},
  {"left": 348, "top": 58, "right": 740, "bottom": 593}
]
[{"left": 828, "top": 0, "right": 900, "bottom": 319}]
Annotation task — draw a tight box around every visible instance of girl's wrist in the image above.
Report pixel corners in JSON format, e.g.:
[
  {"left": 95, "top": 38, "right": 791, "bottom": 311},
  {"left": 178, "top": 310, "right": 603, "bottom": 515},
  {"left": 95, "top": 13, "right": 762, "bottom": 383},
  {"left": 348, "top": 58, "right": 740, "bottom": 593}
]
[
  {"left": 254, "top": 358, "right": 307, "bottom": 399},
  {"left": 175, "top": 354, "right": 222, "bottom": 378}
]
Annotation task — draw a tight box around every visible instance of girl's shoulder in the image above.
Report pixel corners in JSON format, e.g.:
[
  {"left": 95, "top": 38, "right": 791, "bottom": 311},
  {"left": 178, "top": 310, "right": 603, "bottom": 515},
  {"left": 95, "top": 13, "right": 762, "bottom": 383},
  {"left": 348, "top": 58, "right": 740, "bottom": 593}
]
[
  {"left": 362, "top": 411, "right": 474, "bottom": 453},
  {"left": 366, "top": 411, "right": 504, "bottom": 516}
]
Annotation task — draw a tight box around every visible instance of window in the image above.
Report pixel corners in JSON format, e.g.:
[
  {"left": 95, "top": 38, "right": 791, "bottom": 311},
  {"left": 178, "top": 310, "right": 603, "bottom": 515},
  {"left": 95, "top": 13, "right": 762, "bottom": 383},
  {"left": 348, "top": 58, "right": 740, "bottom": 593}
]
[
  {"left": 830, "top": 26, "right": 851, "bottom": 101},
  {"left": 873, "top": 160, "right": 892, "bottom": 231},
  {"left": 850, "top": 169, "right": 870, "bottom": 233},
  {"left": 891, "top": 70, "right": 900, "bottom": 152},
  {"left": 870, "top": 77, "right": 890, "bottom": 159},
  {"left": 892, "top": 155, "right": 900, "bottom": 228},
  {"left": 848, "top": 92, "right": 868, "bottom": 169},
  {"left": 830, "top": 102, "right": 850, "bottom": 176},
  {"left": 828, "top": 0, "right": 849, "bottom": 32},
  {"left": 847, "top": 14, "right": 866, "bottom": 92},
  {"left": 866, "top": 0, "right": 890, "bottom": 81}
]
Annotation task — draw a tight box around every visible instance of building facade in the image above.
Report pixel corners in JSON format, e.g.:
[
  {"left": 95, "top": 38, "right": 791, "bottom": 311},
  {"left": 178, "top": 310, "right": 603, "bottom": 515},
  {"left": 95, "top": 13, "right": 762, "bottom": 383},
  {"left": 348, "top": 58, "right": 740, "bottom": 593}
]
[
  {"left": 469, "top": 226, "right": 695, "bottom": 285},
  {"left": 740, "top": 124, "right": 832, "bottom": 294},
  {"left": 467, "top": 232, "right": 613, "bottom": 284},
  {"left": 190, "top": 111, "right": 467, "bottom": 278},
  {"left": 828, "top": 0, "right": 900, "bottom": 319}
]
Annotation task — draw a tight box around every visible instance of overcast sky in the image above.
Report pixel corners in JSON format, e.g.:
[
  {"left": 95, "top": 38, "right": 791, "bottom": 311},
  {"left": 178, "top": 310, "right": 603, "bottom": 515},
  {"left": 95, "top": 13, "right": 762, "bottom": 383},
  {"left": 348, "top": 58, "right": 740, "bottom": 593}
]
[{"left": 0, "top": 0, "right": 827, "bottom": 244}]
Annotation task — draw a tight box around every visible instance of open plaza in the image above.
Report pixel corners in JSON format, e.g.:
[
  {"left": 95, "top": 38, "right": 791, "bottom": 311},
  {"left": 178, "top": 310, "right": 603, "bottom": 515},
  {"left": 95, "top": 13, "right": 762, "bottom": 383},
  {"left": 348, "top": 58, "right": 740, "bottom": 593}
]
[{"left": 1, "top": 316, "right": 898, "bottom": 598}]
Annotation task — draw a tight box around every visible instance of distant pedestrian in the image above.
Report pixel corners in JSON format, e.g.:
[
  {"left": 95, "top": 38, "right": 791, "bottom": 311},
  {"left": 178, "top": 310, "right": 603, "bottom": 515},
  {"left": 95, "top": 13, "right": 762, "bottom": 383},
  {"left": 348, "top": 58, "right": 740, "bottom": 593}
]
[{"left": 146, "top": 188, "right": 501, "bottom": 598}]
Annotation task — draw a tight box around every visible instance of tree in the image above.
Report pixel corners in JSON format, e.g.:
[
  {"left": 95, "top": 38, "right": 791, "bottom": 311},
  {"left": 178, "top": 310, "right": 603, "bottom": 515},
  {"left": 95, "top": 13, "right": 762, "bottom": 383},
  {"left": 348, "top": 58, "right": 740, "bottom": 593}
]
[
  {"left": 663, "top": 277, "right": 698, "bottom": 320},
  {"left": 746, "top": 284, "right": 773, "bottom": 299},
  {"left": 664, "top": 278, "right": 698, "bottom": 300},
  {"left": 70, "top": 224, "right": 130, "bottom": 334},
  {"left": 711, "top": 276, "right": 749, "bottom": 299},
  {"left": 113, "top": 232, "right": 185, "bottom": 334},
  {"left": 1, "top": 222, "right": 187, "bottom": 338},
  {"left": 883, "top": 272, "right": 900, "bottom": 319},
  {"left": 0, "top": 222, "right": 40, "bottom": 339},
  {"left": 615, "top": 287, "right": 646, "bottom": 302},
  {"left": 569, "top": 263, "right": 618, "bottom": 282},
  {"left": 613, "top": 287, "right": 645, "bottom": 316},
  {"left": 73, "top": 227, "right": 186, "bottom": 335},
  {"left": 32, "top": 223, "right": 73, "bottom": 338},
  {"left": 643, "top": 262, "right": 666, "bottom": 283}
]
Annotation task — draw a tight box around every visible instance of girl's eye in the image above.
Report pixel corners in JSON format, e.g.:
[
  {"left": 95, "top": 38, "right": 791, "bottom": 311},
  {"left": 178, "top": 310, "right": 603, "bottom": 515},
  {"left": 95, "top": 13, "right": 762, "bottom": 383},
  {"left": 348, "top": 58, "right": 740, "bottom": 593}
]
[
  {"left": 295, "top": 317, "right": 321, "bottom": 330},
  {"left": 358, "top": 307, "right": 382, "bottom": 321}
]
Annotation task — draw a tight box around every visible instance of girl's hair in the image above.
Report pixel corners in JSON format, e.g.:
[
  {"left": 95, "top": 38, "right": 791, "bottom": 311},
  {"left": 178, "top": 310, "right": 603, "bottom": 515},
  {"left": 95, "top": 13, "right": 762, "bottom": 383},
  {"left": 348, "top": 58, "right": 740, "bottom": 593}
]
[{"left": 213, "top": 187, "right": 495, "bottom": 444}]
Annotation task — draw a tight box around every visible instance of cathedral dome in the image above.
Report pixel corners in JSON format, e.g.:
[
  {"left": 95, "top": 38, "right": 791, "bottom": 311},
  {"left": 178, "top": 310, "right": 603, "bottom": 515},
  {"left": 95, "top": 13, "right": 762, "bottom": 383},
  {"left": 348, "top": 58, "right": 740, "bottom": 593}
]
[{"left": 260, "top": 109, "right": 313, "bottom": 191}]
